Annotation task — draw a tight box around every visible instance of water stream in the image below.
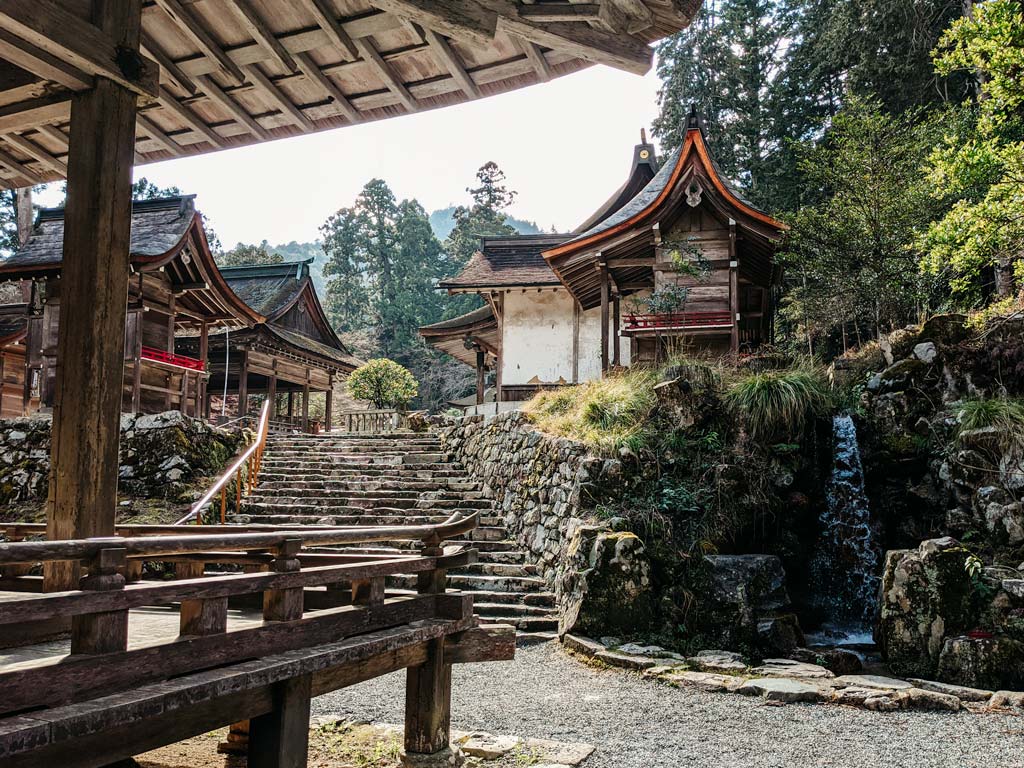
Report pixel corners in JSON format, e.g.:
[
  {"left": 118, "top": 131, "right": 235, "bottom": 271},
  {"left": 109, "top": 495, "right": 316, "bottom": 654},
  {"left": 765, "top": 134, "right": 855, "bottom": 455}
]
[{"left": 806, "top": 414, "right": 882, "bottom": 647}]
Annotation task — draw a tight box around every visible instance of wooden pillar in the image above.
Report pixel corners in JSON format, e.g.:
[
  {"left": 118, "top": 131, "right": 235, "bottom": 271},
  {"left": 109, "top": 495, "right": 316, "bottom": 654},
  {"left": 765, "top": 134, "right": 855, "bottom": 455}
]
[
  {"left": 729, "top": 220, "right": 739, "bottom": 356},
  {"left": 238, "top": 348, "right": 249, "bottom": 417},
  {"left": 302, "top": 369, "right": 310, "bottom": 432},
  {"left": 325, "top": 374, "right": 333, "bottom": 432},
  {"left": 612, "top": 294, "right": 621, "bottom": 367},
  {"left": 599, "top": 261, "right": 610, "bottom": 374},
  {"left": 493, "top": 292, "right": 504, "bottom": 405},
  {"left": 249, "top": 674, "right": 312, "bottom": 768},
  {"left": 287, "top": 390, "right": 294, "bottom": 420},
  {"left": 15, "top": 188, "right": 32, "bottom": 247},
  {"left": 71, "top": 547, "right": 129, "bottom": 655},
  {"left": 199, "top": 320, "right": 209, "bottom": 419},
  {"left": 475, "top": 346, "right": 485, "bottom": 405},
  {"left": 44, "top": 0, "right": 142, "bottom": 592},
  {"left": 572, "top": 299, "right": 580, "bottom": 383}
]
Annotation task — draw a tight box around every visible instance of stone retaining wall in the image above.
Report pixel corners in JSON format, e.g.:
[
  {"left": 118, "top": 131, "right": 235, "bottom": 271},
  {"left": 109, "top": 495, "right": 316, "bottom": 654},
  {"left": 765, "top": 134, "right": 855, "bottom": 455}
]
[{"left": 0, "top": 411, "right": 245, "bottom": 504}]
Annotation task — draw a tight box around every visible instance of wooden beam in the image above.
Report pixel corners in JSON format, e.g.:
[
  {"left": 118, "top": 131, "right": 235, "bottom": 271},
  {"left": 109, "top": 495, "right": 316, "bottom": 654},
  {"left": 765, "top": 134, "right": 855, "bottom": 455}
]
[
  {"left": 141, "top": 31, "right": 198, "bottom": 96},
  {"left": 227, "top": 0, "right": 299, "bottom": 74},
  {"left": 367, "top": 1, "right": 497, "bottom": 48},
  {"left": 136, "top": 111, "right": 186, "bottom": 157},
  {"left": 612, "top": 293, "right": 620, "bottom": 366},
  {"left": 293, "top": 52, "right": 360, "bottom": 124},
  {"left": 729, "top": 220, "right": 739, "bottom": 355},
  {"left": 0, "top": 0, "right": 158, "bottom": 97},
  {"left": 517, "top": 3, "right": 602, "bottom": 22},
  {"left": 600, "top": 263, "right": 609, "bottom": 373},
  {"left": 498, "top": 14, "right": 652, "bottom": 75},
  {"left": 354, "top": 38, "right": 418, "bottom": 112},
  {"left": 2, "top": 132, "right": 67, "bottom": 175},
  {"left": 44, "top": 0, "right": 141, "bottom": 592},
  {"left": 196, "top": 74, "right": 273, "bottom": 141},
  {"left": 0, "top": 28, "right": 92, "bottom": 91},
  {"left": 0, "top": 94, "right": 70, "bottom": 134},
  {"left": 243, "top": 63, "right": 315, "bottom": 131},
  {"left": 0, "top": 143, "right": 43, "bottom": 185},
  {"left": 297, "top": 0, "right": 360, "bottom": 61},
  {"left": 156, "top": 87, "right": 225, "bottom": 148},
  {"left": 34, "top": 124, "right": 69, "bottom": 149},
  {"left": 422, "top": 29, "right": 481, "bottom": 99},
  {"left": 15, "top": 186, "right": 32, "bottom": 245},
  {"left": 152, "top": 0, "right": 246, "bottom": 85},
  {"left": 514, "top": 36, "right": 552, "bottom": 81}
]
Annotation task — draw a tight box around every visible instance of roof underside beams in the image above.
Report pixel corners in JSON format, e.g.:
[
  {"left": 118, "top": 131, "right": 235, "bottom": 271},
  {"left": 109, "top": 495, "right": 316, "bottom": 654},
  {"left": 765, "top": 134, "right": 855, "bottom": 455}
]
[{"left": 0, "top": 1, "right": 699, "bottom": 191}]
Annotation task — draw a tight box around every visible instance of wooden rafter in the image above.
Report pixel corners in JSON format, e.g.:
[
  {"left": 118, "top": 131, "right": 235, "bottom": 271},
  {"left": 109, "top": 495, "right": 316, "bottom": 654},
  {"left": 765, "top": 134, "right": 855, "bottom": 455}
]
[
  {"left": 517, "top": 3, "right": 603, "bottom": 22},
  {"left": 156, "top": 87, "right": 225, "bottom": 149},
  {"left": 293, "top": 52, "right": 361, "bottom": 124},
  {"left": 1, "top": 132, "right": 67, "bottom": 175},
  {"left": 422, "top": 29, "right": 481, "bottom": 100},
  {"left": 513, "top": 35, "right": 552, "bottom": 81},
  {"left": 151, "top": 0, "right": 246, "bottom": 85},
  {"left": 0, "top": 143, "right": 42, "bottom": 185},
  {"left": 0, "top": 0, "right": 158, "bottom": 96},
  {"left": 243, "top": 64, "right": 315, "bottom": 131},
  {"left": 498, "top": 14, "right": 652, "bottom": 75},
  {"left": 353, "top": 38, "right": 418, "bottom": 112},
  {"left": 226, "top": 0, "right": 299, "bottom": 74},
  {"left": 298, "top": 0, "right": 360, "bottom": 61},
  {"left": 136, "top": 112, "right": 186, "bottom": 157},
  {"left": 0, "top": 28, "right": 91, "bottom": 92},
  {"left": 141, "top": 31, "right": 198, "bottom": 96},
  {"left": 195, "top": 75, "right": 273, "bottom": 142},
  {"left": 366, "top": 1, "right": 497, "bottom": 48}
]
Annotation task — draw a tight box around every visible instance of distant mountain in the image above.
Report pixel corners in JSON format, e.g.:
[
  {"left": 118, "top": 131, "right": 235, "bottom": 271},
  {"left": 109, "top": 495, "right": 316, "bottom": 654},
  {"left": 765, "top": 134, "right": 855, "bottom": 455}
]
[
  {"left": 427, "top": 206, "right": 543, "bottom": 241},
  {"left": 267, "top": 240, "right": 329, "bottom": 297}
]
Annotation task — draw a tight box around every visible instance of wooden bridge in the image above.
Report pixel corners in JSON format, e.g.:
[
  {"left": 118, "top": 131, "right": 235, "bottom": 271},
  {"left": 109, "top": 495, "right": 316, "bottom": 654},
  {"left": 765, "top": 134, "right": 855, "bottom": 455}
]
[{"left": 0, "top": 513, "right": 513, "bottom": 768}]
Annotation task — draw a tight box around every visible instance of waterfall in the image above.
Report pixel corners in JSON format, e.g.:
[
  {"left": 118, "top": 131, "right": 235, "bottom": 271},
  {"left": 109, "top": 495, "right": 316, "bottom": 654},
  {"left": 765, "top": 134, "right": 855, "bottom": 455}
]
[{"left": 808, "top": 414, "right": 882, "bottom": 643}]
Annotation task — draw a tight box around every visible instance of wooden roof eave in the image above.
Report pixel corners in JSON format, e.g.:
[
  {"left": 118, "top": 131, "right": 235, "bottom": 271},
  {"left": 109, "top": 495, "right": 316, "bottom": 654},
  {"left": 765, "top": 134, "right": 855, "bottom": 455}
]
[{"left": 271, "top": 278, "right": 352, "bottom": 356}]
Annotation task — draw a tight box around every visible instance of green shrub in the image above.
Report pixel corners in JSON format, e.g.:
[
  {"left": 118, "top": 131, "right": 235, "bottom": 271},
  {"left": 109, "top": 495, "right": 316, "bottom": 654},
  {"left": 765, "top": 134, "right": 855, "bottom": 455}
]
[
  {"left": 347, "top": 358, "right": 418, "bottom": 409},
  {"left": 724, "top": 364, "right": 832, "bottom": 442},
  {"left": 524, "top": 369, "right": 659, "bottom": 455},
  {"left": 957, "top": 398, "right": 1024, "bottom": 453}
]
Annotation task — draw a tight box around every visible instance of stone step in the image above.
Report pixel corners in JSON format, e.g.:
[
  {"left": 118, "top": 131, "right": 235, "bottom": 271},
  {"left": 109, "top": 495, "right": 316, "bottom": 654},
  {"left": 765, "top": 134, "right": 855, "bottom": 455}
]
[
  {"left": 235, "top": 513, "right": 504, "bottom": 528},
  {"left": 258, "top": 470, "right": 467, "bottom": 481},
  {"left": 459, "top": 562, "right": 539, "bottom": 577},
  {"left": 250, "top": 488, "right": 488, "bottom": 504},
  {"left": 335, "top": 540, "right": 521, "bottom": 555},
  {"left": 239, "top": 503, "right": 492, "bottom": 518},
  {"left": 388, "top": 572, "right": 547, "bottom": 593},
  {"left": 257, "top": 479, "right": 481, "bottom": 492},
  {"left": 472, "top": 602, "right": 558, "bottom": 618},
  {"left": 261, "top": 459, "right": 454, "bottom": 470}
]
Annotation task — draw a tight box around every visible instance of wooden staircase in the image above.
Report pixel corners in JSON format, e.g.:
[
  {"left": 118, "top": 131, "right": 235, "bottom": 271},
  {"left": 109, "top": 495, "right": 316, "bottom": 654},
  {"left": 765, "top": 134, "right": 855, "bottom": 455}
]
[{"left": 234, "top": 431, "right": 559, "bottom": 633}]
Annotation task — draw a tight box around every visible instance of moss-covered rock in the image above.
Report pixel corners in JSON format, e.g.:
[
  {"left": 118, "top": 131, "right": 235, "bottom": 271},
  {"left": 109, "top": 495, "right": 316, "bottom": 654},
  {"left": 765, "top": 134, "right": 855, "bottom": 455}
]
[{"left": 935, "top": 635, "right": 1024, "bottom": 690}]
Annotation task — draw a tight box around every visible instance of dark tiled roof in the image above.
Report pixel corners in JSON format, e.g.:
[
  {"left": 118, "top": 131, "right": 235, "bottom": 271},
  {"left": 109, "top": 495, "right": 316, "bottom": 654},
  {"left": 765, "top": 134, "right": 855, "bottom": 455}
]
[
  {"left": 420, "top": 305, "right": 495, "bottom": 333},
  {"left": 220, "top": 260, "right": 310, "bottom": 319},
  {"left": 0, "top": 196, "right": 198, "bottom": 274},
  {"left": 265, "top": 324, "right": 363, "bottom": 370},
  {"left": 575, "top": 140, "right": 659, "bottom": 233},
  {"left": 438, "top": 234, "right": 570, "bottom": 289}
]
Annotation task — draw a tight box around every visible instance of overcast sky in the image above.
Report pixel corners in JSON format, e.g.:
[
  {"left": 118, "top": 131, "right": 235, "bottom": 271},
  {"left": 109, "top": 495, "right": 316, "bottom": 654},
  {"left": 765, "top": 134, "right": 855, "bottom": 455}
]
[{"left": 38, "top": 65, "right": 663, "bottom": 248}]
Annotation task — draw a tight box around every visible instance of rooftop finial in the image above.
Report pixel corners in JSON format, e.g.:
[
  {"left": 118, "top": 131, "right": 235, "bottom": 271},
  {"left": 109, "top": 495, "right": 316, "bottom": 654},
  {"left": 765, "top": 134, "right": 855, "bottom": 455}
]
[
  {"left": 640, "top": 127, "right": 647, "bottom": 144},
  {"left": 687, "top": 104, "right": 701, "bottom": 131}
]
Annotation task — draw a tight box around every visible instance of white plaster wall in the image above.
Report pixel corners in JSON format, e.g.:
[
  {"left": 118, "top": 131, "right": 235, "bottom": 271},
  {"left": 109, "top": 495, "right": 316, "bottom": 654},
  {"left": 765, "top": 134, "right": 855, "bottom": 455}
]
[
  {"left": 501, "top": 290, "right": 575, "bottom": 385},
  {"left": 501, "top": 289, "right": 633, "bottom": 386}
]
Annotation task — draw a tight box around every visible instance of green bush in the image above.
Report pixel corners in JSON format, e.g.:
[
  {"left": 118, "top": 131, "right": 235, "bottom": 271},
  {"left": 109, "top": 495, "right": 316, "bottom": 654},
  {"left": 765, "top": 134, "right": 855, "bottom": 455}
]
[
  {"left": 524, "top": 369, "right": 659, "bottom": 455},
  {"left": 347, "top": 358, "right": 418, "bottom": 409},
  {"left": 957, "top": 398, "right": 1024, "bottom": 453},
  {"left": 724, "top": 364, "right": 832, "bottom": 442}
]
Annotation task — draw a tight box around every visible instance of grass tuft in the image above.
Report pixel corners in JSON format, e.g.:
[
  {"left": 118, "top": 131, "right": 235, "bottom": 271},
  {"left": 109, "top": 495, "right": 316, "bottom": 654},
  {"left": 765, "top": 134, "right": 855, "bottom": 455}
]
[
  {"left": 723, "top": 363, "right": 832, "bottom": 442},
  {"left": 956, "top": 398, "right": 1024, "bottom": 453}
]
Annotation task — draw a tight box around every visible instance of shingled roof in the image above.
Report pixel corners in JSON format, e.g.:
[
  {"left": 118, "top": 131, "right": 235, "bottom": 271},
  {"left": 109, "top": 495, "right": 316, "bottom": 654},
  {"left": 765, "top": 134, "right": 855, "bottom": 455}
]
[
  {"left": 220, "top": 260, "right": 311, "bottom": 320},
  {"left": 0, "top": 196, "right": 199, "bottom": 276},
  {"left": 438, "top": 233, "right": 570, "bottom": 290}
]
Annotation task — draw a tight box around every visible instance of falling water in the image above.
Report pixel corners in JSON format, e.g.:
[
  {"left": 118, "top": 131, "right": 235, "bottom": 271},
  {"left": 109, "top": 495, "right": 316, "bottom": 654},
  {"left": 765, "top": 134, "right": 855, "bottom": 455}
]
[{"left": 807, "top": 414, "right": 882, "bottom": 645}]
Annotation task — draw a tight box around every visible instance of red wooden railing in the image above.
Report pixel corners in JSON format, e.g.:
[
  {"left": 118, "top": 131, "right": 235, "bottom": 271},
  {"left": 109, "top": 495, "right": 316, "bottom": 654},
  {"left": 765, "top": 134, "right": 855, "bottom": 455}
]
[
  {"left": 141, "top": 346, "right": 206, "bottom": 372},
  {"left": 624, "top": 310, "right": 734, "bottom": 330}
]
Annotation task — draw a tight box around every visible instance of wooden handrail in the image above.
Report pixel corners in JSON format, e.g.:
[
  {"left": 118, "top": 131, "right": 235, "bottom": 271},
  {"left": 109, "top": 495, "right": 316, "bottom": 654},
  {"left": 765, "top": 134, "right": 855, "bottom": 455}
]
[
  {"left": 177, "top": 399, "right": 272, "bottom": 525},
  {"left": 0, "top": 511, "right": 477, "bottom": 565}
]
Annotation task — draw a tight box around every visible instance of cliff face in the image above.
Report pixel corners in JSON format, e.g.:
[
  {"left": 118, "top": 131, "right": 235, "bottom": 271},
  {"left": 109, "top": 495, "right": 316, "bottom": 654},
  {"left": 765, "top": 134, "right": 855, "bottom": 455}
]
[{"left": 850, "top": 313, "right": 1024, "bottom": 687}]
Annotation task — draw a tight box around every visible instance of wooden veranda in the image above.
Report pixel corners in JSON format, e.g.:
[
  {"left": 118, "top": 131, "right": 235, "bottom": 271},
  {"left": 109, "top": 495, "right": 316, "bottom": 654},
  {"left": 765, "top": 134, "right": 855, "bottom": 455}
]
[{"left": 0, "top": 2, "right": 699, "bottom": 764}]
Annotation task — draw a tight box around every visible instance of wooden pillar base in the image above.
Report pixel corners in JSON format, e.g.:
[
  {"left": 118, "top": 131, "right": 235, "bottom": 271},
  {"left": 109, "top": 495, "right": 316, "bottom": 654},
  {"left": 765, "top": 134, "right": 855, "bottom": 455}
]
[
  {"left": 248, "top": 675, "right": 312, "bottom": 768},
  {"left": 399, "top": 746, "right": 465, "bottom": 768}
]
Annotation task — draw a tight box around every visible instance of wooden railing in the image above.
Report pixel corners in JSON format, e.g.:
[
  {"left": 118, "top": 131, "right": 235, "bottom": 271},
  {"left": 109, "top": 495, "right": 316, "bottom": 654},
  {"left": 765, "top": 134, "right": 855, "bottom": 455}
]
[
  {"left": 0, "top": 512, "right": 513, "bottom": 767},
  {"left": 335, "top": 409, "right": 424, "bottom": 433},
  {"left": 623, "top": 310, "right": 734, "bottom": 330},
  {"left": 178, "top": 399, "right": 271, "bottom": 525}
]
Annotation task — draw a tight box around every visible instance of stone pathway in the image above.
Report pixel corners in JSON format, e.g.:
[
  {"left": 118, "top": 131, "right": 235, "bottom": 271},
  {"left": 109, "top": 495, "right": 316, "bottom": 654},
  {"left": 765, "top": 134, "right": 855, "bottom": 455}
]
[{"left": 314, "top": 642, "right": 1024, "bottom": 768}]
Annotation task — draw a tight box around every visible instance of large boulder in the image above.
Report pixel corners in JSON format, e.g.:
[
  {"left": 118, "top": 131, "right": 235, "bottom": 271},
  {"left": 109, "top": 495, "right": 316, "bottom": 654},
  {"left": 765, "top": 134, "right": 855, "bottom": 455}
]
[
  {"left": 877, "top": 537, "right": 976, "bottom": 679},
  {"left": 936, "top": 635, "right": 1024, "bottom": 690},
  {"left": 696, "top": 554, "right": 803, "bottom": 657},
  {"left": 558, "top": 526, "right": 655, "bottom": 637}
]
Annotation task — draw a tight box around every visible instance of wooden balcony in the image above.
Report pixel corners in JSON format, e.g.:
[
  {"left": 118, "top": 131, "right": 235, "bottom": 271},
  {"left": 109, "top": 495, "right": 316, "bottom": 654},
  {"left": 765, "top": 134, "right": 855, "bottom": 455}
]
[{"left": 622, "top": 310, "right": 735, "bottom": 335}]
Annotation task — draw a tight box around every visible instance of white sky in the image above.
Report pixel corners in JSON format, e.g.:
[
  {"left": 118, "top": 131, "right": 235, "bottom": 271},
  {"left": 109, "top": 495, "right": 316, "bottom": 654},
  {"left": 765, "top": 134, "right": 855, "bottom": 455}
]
[{"left": 38, "top": 65, "right": 663, "bottom": 247}]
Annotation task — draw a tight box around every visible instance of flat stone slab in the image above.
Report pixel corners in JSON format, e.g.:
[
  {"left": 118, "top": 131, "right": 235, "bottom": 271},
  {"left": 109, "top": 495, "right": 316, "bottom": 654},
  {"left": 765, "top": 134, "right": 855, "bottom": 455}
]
[
  {"left": 836, "top": 674, "right": 913, "bottom": 691},
  {"left": 562, "top": 634, "right": 604, "bottom": 657},
  {"left": 461, "top": 733, "right": 519, "bottom": 759},
  {"left": 595, "top": 650, "right": 659, "bottom": 670},
  {"left": 738, "top": 678, "right": 825, "bottom": 703},
  {"left": 663, "top": 670, "right": 746, "bottom": 693},
  {"left": 908, "top": 678, "right": 994, "bottom": 703},
  {"left": 618, "top": 643, "right": 685, "bottom": 661},
  {"left": 750, "top": 658, "right": 834, "bottom": 680},
  {"left": 687, "top": 650, "right": 748, "bottom": 673},
  {"left": 989, "top": 691, "right": 1024, "bottom": 709}
]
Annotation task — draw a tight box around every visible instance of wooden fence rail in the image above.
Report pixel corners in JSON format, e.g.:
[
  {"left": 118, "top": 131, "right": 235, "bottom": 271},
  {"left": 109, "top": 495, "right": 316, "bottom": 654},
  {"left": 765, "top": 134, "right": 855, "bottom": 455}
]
[
  {"left": 335, "top": 409, "right": 424, "bottom": 433},
  {"left": 0, "top": 512, "right": 513, "bottom": 768}
]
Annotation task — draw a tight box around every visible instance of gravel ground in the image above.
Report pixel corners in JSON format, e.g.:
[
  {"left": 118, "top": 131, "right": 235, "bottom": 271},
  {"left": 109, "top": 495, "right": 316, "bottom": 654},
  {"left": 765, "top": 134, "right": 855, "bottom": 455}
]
[{"left": 313, "top": 641, "right": 1024, "bottom": 768}]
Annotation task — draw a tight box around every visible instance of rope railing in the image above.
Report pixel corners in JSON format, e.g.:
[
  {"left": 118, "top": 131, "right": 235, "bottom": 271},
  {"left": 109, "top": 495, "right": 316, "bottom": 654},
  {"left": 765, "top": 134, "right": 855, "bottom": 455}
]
[{"left": 175, "top": 399, "right": 271, "bottom": 525}]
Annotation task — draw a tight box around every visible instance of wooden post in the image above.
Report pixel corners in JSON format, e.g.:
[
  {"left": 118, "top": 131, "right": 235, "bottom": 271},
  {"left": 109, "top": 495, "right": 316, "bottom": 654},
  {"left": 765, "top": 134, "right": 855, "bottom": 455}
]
[
  {"left": 325, "top": 374, "right": 333, "bottom": 432},
  {"left": 302, "top": 369, "right": 310, "bottom": 433},
  {"left": 572, "top": 299, "right": 580, "bottom": 383},
  {"left": 44, "top": 0, "right": 142, "bottom": 592},
  {"left": 612, "top": 293, "right": 621, "bottom": 367},
  {"left": 729, "top": 220, "right": 739, "bottom": 356},
  {"left": 199, "top": 320, "right": 209, "bottom": 419},
  {"left": 238, "top": 348, "right": 249, "bottom": 417},
  {"left": 15, "top": 187, "right": 33, "bottom": 247},
  {"left": 268, "top": 360, "right": 278, "bottom": 421},
  {"left": 249, "top": 674, "right": 313, "bottom": 768},
  {"left": 493, "top": 292, "right": 504, "bottom": 405},
  {"left": 403, "top": 543, "right": 456, "bottom": 765},
  {"left": 475, "top": 346, "right": 485, "bottom": 405},
  {"left": 71, "top": 547, "right": 129, "bottom": 655},
  {"left": 165, "top": 294, "right": 176, "bottom": 410},
  {"left": 599, "top": 260, "right": 610, "bottom": 374},
  {"left": 287, "top": 390, "right": 294, "bottom": 421}
]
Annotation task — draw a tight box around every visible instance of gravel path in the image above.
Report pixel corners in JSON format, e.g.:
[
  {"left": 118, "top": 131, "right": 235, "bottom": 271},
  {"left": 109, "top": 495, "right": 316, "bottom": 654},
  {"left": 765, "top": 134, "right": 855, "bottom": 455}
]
[{"left": 314, "top": 641, "right": 1024, "bottom": 768}]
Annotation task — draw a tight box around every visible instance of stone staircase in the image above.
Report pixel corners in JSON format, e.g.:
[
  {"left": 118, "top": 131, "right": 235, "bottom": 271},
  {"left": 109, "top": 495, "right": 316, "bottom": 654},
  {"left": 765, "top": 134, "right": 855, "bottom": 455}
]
[{"left": 232, "top": 431, "right": 558, "bottom": 633}]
